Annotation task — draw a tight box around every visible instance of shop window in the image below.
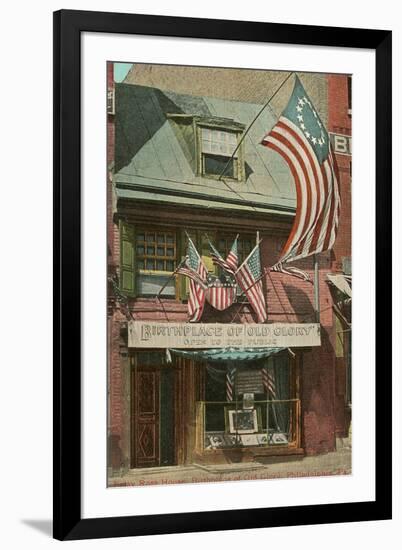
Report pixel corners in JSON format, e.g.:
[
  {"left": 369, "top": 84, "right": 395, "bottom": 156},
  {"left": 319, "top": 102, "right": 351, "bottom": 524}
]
[
  {"left": 197, "top": 354, "right": 301, "bottom": 451},
  {"left": 198, "top": 126, "right": 244, "bottom": 181}
]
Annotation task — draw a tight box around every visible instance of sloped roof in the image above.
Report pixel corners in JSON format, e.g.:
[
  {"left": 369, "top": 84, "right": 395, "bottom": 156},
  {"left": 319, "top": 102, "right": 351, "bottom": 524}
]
[
  {"left": 114, "top": 83, "right": 296, "bottom": 216},
  {"left": 124, "top": 65, "right": 328, "bottom": 124}
]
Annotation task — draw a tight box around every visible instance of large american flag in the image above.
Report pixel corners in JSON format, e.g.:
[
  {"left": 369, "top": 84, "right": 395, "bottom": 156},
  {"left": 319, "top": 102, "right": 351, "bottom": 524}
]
[
  {"left": 187, "top": 237, "right": 208, "bottom": 322},
  {"left": 235, "top": 243, "right": 267, "bottom": 323},
  {"left": 261, "top": 76, "right": 341, "bottom": 264},
  {"left": 210, "top": 236, "right": 239, "bottom": 274}
]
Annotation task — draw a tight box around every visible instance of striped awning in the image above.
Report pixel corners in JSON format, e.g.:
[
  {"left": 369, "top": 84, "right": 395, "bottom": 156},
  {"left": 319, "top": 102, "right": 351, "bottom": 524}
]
[{"left": 170, "top": 347, "right": 286, "bottom": 363}]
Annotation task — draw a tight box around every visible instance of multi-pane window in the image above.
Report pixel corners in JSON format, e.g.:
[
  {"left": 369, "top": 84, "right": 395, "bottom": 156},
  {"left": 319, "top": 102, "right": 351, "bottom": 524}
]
[
  {"left": 120, "top": 226, "right": 257, "bottom": 299},
  {"left": 136, "top": 230, "right": 177, "bottom": 272},
  {"left": 200, "top": 127, "right": 241, "bottom": 179},
  {"left": 132, "top": 230, "right": 178, "bottom": 298},
  {"left": 217, "top": 234, "right": 253, "bottom": 266},
  {"left": 201, "top": 354, "right": 300, "bottom": 450}
]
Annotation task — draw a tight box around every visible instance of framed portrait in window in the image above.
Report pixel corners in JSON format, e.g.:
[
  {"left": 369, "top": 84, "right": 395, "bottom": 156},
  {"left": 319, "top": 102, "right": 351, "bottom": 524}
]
[
  {"left": 54, "top": 9, "right": 392, "bottom": 541},
  {"left": 227, "top": 409, "right": 259, "bottom": 434}
]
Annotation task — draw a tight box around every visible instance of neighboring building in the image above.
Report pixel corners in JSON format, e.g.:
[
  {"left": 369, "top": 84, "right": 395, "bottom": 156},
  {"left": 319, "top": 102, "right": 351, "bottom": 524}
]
[
  {"left": 107, "top": 64, "right": 351, "bottom": 475},
  {"left": 327, "top": 74, "right": 352, "bottom": 440}
]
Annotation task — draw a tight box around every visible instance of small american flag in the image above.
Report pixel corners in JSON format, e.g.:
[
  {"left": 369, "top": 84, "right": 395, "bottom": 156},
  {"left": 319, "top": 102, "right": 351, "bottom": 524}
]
[
  {"left": 176, "top": 259, "right": 208, "bottom": 289},
  {"left": 235, "top": 243, "right": 267, "bottom": 323},
  {"left": 270, "top": 262, "right": 310, "bottom": 282},
  {"left": 226, "top": 366, "right": 236, "bottom": 401},
  {"left": 187, "top": 237, "right": 208, "bottom": 322},
  {"left": 210, "top": 236, "right": 239, "bottom": 274},
  {"left": 261, "top": 76, "right": 341, "bottom": 265},
  {"left": 262, "top": 365, "right": 276, "bottom": 398}
]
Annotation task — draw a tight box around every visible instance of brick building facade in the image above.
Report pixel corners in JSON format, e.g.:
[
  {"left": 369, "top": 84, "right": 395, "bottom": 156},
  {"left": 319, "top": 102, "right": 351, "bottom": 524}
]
[
  {"left": 106, "top": 64, "right": 352, "bottom": 475},
  {"left": 327, "top": 74, "right": 352, "bottom": 439}
]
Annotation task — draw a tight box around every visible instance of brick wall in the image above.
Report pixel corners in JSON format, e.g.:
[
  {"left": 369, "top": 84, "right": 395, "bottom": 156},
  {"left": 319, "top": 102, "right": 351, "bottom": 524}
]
[
  {"left": 107, "top": 62, "right": 116, "bottom": 267},
  {"left": 327, "top": 74, "right": 352, "bottom": 438},
  {"left": 328, "top": 74, "right": 352, "bottom": 272},
  {"left": 107, "top": 217, "right": 339, "bottom": 462},
  {"left": 108, "top": 233, "right": 338, "bottom": 461}
]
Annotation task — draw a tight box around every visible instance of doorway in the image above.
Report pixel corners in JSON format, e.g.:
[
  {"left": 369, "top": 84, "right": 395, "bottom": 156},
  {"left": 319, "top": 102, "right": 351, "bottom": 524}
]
[{"left": 131, "top": 361, "right": 176, "bottom": 468}]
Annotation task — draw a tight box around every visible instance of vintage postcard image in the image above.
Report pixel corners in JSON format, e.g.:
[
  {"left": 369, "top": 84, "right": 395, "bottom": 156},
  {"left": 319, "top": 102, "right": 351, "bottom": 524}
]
[{"left": 106, "top": 63, "right": 352, "bottom": 487}]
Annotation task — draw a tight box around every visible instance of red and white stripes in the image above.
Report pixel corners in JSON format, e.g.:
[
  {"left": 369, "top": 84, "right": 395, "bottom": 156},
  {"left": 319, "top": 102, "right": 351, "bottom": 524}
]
[
  {"left": 235, "top": 244, "right": 267, "bottom": 323},
  {"left": 226, "top": 366, "right": 236, "bottom": 401},
  {"left": 262, "top": 117, "right": 341, "bottom": 264},
  {"left": 225, "top": 250, "right": 238, "bottom": 273},
  {"left": 206, "top": 284, "right": 236, "bottom": 311},
  {"left": 188, "top": 262, "right": 208, "bottom": 322},
  {"left": 262, "top": 366, "right": 276, "bottom": 398}
]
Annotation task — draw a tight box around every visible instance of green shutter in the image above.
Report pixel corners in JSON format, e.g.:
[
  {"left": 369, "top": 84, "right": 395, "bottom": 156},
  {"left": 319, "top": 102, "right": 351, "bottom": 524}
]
[
  {"left": 120, "top": 221, "right": 136, "bottom": 297},
  {"left": 178, "top": 229, "right": 198, "bottom": 300},
  {"left": 201, "top": 232, "right": 216, "bottom": 274}
]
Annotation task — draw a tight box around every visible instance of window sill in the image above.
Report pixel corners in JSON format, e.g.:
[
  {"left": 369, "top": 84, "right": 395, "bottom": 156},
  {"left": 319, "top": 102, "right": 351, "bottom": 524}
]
[{"left": 138, "top": 269, "right": 175, "bottom": 276}]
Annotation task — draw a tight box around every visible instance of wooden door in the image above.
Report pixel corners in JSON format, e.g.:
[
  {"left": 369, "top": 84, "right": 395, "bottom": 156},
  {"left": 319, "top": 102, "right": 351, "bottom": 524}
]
[{"left": 134, "top": 368, "right": 160, "bottom": 468}]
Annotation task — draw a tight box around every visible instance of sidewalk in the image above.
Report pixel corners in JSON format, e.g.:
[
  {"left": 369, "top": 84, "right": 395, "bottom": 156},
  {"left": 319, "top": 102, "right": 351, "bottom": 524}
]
[{"left": 109, "top": 440, "right": 351, "bottom": 487}]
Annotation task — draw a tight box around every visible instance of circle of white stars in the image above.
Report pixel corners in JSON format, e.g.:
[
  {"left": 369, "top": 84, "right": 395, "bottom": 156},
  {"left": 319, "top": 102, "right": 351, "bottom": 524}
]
[{"left": 295, "top": 96, "right": 326, "bottom": 147}]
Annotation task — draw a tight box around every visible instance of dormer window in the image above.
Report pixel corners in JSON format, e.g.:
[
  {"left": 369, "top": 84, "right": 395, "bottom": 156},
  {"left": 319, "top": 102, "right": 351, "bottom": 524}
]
[
  {"left": 167, "top": 114, "right": 245, "bottom": 182},
  {"left": 200, "top": 127, "right": 239, "bottom": 178},
  {"left": 197, "top": 121, "right": 245, "bottom": 182}
]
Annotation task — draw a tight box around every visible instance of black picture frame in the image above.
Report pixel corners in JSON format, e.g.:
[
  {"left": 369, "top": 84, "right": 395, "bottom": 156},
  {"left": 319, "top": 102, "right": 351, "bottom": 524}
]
[{"left": 53, "top": 9, "right": 392, "bottom": 541}]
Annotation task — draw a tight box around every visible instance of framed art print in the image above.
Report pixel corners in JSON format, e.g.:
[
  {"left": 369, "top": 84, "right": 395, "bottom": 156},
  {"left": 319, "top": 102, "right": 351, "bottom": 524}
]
[{"left": 53, "top": 10, "right": 392, "bottom": 540}]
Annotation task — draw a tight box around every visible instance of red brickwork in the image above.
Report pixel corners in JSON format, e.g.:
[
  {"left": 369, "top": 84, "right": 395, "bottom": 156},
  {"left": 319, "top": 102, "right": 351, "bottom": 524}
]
[
  {"left": 108, "top": 310, "right": 123, "bottom": 468},
  {"left": 107, "top": 62, "right": 116, "bottom": 268},
  {"left": 107, "top": 62, "right": 124, "bottom": 468},
  {"left": 328, "top": 74, "right": 352, "bottom": 271},
  {"left": 328, "top": 74, "right": 352, "bottom": 438}
]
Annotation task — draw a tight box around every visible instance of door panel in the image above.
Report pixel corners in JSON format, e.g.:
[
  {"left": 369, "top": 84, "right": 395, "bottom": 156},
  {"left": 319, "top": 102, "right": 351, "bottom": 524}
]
[
  {"left": 160, "top": 368, "right": 175, "bottom": 466},
  {"left": 135, "top": 369, "right": 160, "bottom": 468}
]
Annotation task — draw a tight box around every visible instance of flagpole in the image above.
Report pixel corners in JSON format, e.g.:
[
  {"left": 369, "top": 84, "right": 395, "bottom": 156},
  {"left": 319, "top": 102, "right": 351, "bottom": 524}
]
[
  {"left": 218, "top": 71, "right": 294, "bottom": 182},
  {"left": 314, "top": 254, "right": 320, "bottom": 323}
]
